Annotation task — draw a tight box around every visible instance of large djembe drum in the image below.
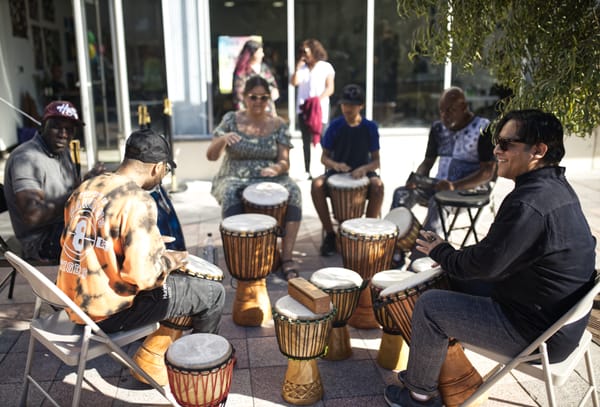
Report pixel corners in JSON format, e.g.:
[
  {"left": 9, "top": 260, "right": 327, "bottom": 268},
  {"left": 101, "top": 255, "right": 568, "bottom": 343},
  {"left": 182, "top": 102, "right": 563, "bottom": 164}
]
[
  {"left": 220, "top": 213, "right": 278, "bottom": 326},
  {"left": 339, "top": 218, "right": 398, "bottom": 329},
  {"left": 309, "top": 267, "right": 365, "bottom": 361},
  {"left": 326, "top": 173, "right": 370, "bottom": 223},
  {"left": 166, "top": 333, "right": 235, "bottom": 407},
  {"left": 242, "top": 181, "right": 289, "bottom": 228},
  {"left": 370, "top": 269, "right": 413, "bottom": 370},
  {"left": 132, "top": 255, "right": 224, "bottom": 386},
  {"left": 379, "top": 267, "right": 484, "bottom": 407},
  {"left": 273, "top": 295, "right": 335, "bottom": 405},
  {"left": 384, "top": 207, "right": 422, "bottom": 254}
]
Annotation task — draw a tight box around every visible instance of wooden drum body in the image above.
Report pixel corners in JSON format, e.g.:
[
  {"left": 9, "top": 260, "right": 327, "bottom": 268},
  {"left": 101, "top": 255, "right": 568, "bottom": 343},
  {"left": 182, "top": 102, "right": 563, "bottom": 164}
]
[
  {"left": 370, "top": 269, "right": 414, "bottom": 370},
  {"left": 273, "top": 295, "right": 334, "bottom": 406},
  {"left": 220, "top": 214, "right": 278, "bottom": 326},
  {"left": 340, "top": 218, "right": 398, "bottom": 329},
  {"left": 384, "top": 207, "right": 422, "bottom": 253},
  {"left": 327, "top": 173, "right": 370, "bottom": 223},
  {"left": 132, "top": 255, "right": 224, "bottom": 386},
  {"left": 166, "top": 333, "right": 235, "bottom": 407},
  {"left": 380, "top": 269, "right": 482, "bottom": 407},
  {"left": 242, "top": 182, "right": 290, "bottom": 228},
  {"left": 310, "top": 267, "right": 365, "bottom": 361}
]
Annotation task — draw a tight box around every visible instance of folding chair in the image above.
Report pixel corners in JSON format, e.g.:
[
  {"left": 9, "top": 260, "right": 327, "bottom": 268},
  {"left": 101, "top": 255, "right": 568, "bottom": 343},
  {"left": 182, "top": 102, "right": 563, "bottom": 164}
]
[
  {"left": 4, "top": 251, "right": 174, "bottom": 407},
  {"left": 461, "top": 276, "right": 600, "bottom": 407}
]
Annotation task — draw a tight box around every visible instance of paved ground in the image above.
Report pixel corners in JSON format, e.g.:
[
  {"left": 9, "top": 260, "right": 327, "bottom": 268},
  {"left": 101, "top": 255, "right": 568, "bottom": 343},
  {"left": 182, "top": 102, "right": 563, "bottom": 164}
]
[{"left": 0, "top": 133, "right": 599, "bottom": 406}]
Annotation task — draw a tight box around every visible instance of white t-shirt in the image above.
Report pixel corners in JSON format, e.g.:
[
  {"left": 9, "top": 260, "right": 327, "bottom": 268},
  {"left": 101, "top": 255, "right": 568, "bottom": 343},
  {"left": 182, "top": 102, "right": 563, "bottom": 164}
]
[{"left": 295, "top": 60, "right": 335, "bottom": 123}]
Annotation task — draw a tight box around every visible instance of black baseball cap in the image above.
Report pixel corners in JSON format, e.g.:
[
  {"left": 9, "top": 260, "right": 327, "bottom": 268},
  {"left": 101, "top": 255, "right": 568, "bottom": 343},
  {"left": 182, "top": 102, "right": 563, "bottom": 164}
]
[
  {"left": 124, "top": 128, "right": 177, "bottom": 168},
  {"left": 339, "top": 84, "right": 365, "bottom": 105}
]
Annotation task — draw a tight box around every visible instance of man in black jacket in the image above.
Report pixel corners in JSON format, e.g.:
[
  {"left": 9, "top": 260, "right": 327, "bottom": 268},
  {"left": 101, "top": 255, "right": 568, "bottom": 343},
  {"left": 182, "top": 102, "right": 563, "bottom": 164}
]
[{"left": 384, "top": 109, "right": 596, "bottom": 407}]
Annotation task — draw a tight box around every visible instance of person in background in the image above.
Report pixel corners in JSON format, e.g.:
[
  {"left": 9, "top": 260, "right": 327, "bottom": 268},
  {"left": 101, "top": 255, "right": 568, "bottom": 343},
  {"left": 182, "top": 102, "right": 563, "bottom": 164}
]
[
  {"left": 232, "top": 39, "right": 279, "bottom": 115},
  {"left": 311, "top": 84, "right": 383, "bottom": 256},
  {"left": 57, "top": 128, "right": 225, "bottom": 336},
  {"left": 4, "top": 101, "right": 82, "bottom": 262},
  {"left": 383, "top": 109, "right": 596, "bottom": 407},
  {"left": 208, "top": 76, "right": 302, "bottom": 280},
  {"left": 389, "top": 87, "right": 496, "bottom": 268},
  {"left": 290, "top": 38, "right": 335, "bottom": 180}
]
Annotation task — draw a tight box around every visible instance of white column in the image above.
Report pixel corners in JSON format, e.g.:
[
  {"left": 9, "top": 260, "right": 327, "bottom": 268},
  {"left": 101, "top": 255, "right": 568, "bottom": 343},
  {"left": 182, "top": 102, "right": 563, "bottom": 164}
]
[
  {"left": 287, "top": 0, "right": 296, "bottom": 130},
  {"left": 365, "top": 0, "right": 375, "bottom": 120}
]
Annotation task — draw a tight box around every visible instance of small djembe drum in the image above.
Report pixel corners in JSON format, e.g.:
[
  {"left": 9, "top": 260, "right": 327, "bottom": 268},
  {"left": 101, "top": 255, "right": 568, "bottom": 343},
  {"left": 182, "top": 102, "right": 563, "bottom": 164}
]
[
  {"left": 273, "top": 295, "right": 335, "bottom": 405},
  {"left": 326, "top": 173, "right": 370, "bottom": 223},
  {"left": 132, "top": 255, "right": 224, "bottom": 386},
  {"left": 339, "top": 218, "right": 398, "bottom": 329},
  {"left": 166, "top": 333, "right": 235, "bottom": 407},
  {"left": 384, "top": 207, "right": 422, "bottom": 254},
  {"left": 242, "top": 181, "right": 290, "bottom": 228},
  {"left": 220, "top": 213, "right": 278, "bottom": 326},
  {"left": 379, "top": 267, "right": 483, "bottom": 407},
  {"left": 370, "top": 269, "right": 414, "bottom": 370},
  {"left": 309, "top": 267, "right": 365, "bottom": 361}
]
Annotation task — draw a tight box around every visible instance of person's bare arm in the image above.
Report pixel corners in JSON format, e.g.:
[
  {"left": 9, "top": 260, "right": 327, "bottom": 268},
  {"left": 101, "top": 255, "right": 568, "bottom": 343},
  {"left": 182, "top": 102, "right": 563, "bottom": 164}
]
[
  {"left": 15, "top": 189, "right": 63, "bottom": 226},
  {"left": 436, "top": 161, "right": 497, "bottom": 191},
  {"left": 320, "top": 73, "right": 335, "bottom": 100},
  {"left": 352, "top": 150, "right": 380, "bottom": 178},
  {"left": 415, "top": 157, "right": 436, "bottom": 177},
  {"left": 321, "top": 148, "right": 351, "bottom": 173}
]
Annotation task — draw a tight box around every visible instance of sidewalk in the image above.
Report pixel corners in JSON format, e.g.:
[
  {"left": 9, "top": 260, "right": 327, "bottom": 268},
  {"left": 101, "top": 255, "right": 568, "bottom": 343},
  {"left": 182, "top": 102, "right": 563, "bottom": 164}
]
[{"left": 0, "top": 134, "right": 599, "bottom": 406}]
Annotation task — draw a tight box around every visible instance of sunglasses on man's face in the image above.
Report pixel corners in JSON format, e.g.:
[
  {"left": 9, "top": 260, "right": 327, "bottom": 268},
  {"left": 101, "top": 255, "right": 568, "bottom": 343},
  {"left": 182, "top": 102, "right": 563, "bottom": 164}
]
[
  {"left": 494, "top": 137, "right": 526, "bottom": 151},
  {"left": 247, "top": 94, "right": 270, "bottom": 102}
]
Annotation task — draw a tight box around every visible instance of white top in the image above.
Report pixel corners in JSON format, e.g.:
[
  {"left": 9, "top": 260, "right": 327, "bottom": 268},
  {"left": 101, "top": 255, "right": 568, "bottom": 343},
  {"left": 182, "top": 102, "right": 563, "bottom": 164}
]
[
  {"left": 295, "top": 60, "right": 335, "bottom": 122},
  {"left": 371, "top": 269, "right": 416, "bottom": 290},
  {"left": 184, "top": 254, "right": 224, "bottom": 280},
  {"left": 274, "top": 295, "right": 333, "bottom": 320},
  {"left": 341, "top": 218, "right": 398, "bottom": 237},
  {"left": 411, "top": 257, "right": 437, "bottom": 273},
  {"left": 166, "top": 333, "right": 232, "bottom": 369},
  {"left": 379, "top": 266, "right": 444, "bottom": 298},
  {"left": 221, "top": 213, "right": 277, "bottom": 232},
  {"left": 242, "top": 182, "right": 289, "bottom": 206},
  {"left": 384, "top": 207, "right": 416, "bottom": 235},
  {"left": 310, "top": 267, "right": 363, "bottom": 290},
  {"left": 326, "top": 173, "right": 370, "bottom": 189}
]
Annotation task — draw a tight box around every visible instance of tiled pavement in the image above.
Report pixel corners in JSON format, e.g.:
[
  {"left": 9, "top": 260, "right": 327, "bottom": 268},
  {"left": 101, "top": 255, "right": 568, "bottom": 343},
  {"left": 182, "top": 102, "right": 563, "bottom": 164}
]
[{"left": 0, "top": 133, "right": 599, "bottom": 406}]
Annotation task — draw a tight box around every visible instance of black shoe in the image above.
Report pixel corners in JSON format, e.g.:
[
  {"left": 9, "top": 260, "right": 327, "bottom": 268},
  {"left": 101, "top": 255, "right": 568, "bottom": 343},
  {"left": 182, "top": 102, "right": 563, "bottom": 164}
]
[
  {"left": 384, "top": 384, "right": 443, "bottom": 407},
  {"left": 320, "top": 232, "right": 336, "bottom": 256}
]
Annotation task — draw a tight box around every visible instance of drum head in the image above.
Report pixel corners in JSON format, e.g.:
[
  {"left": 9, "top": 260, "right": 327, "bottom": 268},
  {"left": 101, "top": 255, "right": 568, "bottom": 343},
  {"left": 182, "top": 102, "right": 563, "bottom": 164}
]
[
  {"left": 341, "top": 218, "right": 398, "bottom": 236},
  {"left": 221, "top": 213, "right": 277, "bottom": 232},
  {"left": 310, "top": 267, "right": 363, "bottom": 290},
  {"left": 411, "top": 257, "right": 437, "bottom": 273},
  {"left": 242, "top": 182, "right": 289, "bottom": 206},
  {"left": 185, "top": 254, "right": 224, "bottom": 280},
  {"left": 371, "top": 269, "right": 416, "bottom": 290},
  {"left": 274, "top": 295, "right": 333, "bottom": 320},
  {"left": 379, "top": 266, "right": 444, "bottom": 298},
  {"left": 326, "top": 173, "right": 369, "bottom": 188},
  {"left": 166, "top": 333, "right": 232, "bottom": 369},
  {"left": 384, "top": 207, "right": 415, "bottom": 235}
]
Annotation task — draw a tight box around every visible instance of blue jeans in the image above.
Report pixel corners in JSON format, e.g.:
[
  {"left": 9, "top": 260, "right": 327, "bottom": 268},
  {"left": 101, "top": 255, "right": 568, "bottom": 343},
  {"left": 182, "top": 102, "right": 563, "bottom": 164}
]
[
  {"left": 403, "top": 289, "right": 529, "bottom": 397},
  {"left": 98, "top": 272, "right": 225, "bottom": 334}
]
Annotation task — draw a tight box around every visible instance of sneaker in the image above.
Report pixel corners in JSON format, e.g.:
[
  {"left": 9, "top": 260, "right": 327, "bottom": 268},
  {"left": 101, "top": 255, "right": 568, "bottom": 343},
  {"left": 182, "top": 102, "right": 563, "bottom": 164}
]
[
  {"left": 384, "top": 384, "right": 443, "bottom": 407},
  {"left": 320, "top": 232, "right": 336, "bottom": 256}
]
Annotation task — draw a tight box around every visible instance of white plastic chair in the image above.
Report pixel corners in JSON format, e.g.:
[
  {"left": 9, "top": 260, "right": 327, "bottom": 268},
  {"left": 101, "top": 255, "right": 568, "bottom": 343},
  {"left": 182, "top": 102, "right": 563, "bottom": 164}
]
[
  {"left": 461, "top": 276, "right": 600, "bottom": 407},
  {"left": 4, "top": 251, "right": 173, "bottom": 407}
]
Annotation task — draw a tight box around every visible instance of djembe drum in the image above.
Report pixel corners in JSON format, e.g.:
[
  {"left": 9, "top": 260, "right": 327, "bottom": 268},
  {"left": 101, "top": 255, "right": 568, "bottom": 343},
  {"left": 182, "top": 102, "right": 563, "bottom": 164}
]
[
  {"left": 410, "top": 256, "right": 437, "bottom": 273},
  {"left": 242, "top": 181, "right": 290, "bottom": 228},
  {"left": 220, "top": 213, "right": 278, "bottom": 326},
  {"left": 370, "top": 269, "right": 413, "bottom": 370},
  {"left": 379, "top": 268, "right": 483, "bottom": 407},
  {"left": 309, "top": 267, "right": 365, "bottom": 361},
  {"left": 132, "top": 255, "right": 224, "bottom": 386},
  {"left": 166, "top": 333, "right": 235, "bottom": 407},
  {"left": 326, "top": 173, "right": 370, "bottom": 223},
  {"left": 339, "top": 218, "right": 398, "bottom": 329},
  {"left": 384, "top": 207, "right": 422, "bottom": 254},
  {"left": 273, "top": 295, "right": 335, "bottom": 405}
]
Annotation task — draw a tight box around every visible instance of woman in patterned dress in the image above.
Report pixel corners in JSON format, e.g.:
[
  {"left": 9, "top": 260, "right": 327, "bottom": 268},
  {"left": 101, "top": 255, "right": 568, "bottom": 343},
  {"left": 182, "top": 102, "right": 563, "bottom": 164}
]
[{"left": 207, "top": 76, "right": 301, "bottom": 280}]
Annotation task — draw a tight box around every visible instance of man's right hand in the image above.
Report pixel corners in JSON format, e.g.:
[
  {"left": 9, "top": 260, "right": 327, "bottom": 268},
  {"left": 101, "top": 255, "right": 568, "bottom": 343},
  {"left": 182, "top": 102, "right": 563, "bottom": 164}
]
[{"left": 164, "top": 249, "right": 189, "bottom": 272}]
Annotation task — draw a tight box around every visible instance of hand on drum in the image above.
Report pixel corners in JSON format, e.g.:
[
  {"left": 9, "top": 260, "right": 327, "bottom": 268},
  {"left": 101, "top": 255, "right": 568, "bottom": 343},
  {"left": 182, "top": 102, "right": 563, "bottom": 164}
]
[
  {"left": 350, "top": 167, "right": 366, "bottom": 179},
  {"left": 415, "top": 230, "right": 443, "bottom": 256},
  {"left": 434, "top": 179, "right": 454, "bottom": 191},
  {"left": 164, "top": 249, "right": 189, "bottom": 271},
  {"left": 332, "top": 162, "right": 351, "bottom": 173},
  {"left": 260, "top": 166, "right": 279, "bottom": 177}
]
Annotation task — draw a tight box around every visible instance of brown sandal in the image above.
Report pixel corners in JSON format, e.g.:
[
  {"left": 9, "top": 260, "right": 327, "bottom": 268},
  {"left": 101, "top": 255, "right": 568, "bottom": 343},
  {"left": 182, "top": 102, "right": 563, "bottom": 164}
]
[{"left": 281, "top": 259, "right": 299, "bottom": 281}]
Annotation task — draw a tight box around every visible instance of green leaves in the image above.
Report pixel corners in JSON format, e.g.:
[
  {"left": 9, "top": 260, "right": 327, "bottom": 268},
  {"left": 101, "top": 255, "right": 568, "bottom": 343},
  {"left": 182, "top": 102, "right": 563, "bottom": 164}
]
[{"left": 396, "top": 0, "right": 600, "bottom": 136}]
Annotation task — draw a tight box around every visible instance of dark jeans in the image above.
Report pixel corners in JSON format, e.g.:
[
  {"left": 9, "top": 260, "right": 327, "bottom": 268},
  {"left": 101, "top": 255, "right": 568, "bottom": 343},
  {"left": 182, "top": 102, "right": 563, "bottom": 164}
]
[
  {"left": 298, "top": 114, "right": 326, "bottom": 174},
  {"left": 98, "top": 272, "right": 225, "bottom": 334}
]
